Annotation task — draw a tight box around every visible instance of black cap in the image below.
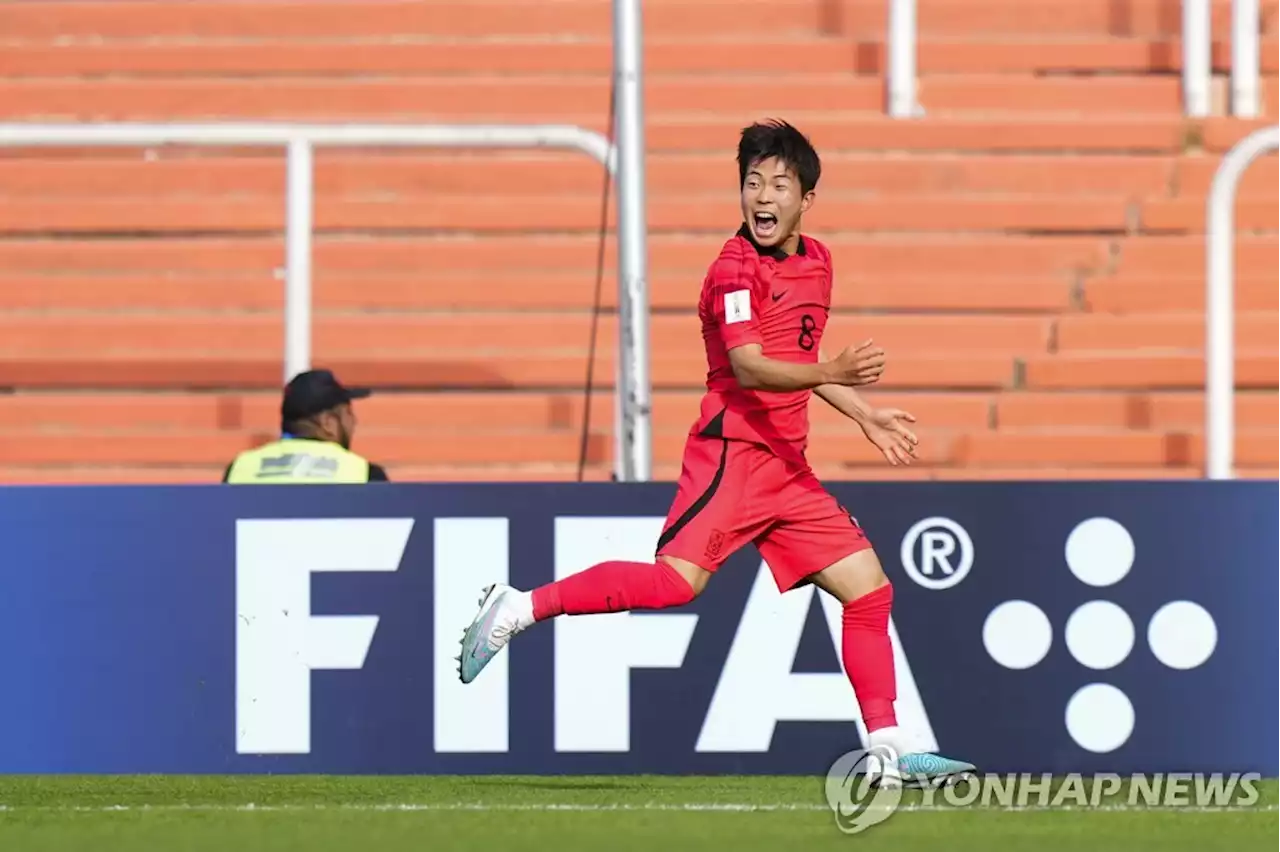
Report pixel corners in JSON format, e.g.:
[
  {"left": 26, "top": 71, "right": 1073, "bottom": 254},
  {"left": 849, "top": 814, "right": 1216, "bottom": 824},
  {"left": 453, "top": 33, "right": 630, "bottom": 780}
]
[{"left": 281, "top": 369, "right": 371, "bottom": 423}]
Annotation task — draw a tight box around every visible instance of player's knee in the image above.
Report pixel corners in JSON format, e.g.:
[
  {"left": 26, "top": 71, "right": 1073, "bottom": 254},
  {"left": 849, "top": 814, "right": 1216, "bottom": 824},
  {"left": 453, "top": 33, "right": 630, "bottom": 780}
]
[
  {"left": 812, "top": 547, "right": 889, "bottom": 604},
  {"left": 658, "top": 555, "right": 713, "bottom": 598}
]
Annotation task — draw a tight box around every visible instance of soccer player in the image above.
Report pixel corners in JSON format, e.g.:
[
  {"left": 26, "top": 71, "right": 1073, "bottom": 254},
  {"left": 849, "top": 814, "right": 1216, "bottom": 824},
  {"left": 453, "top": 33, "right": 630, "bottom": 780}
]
[{"left": 458, "top": 120, "right": 974, "bottom": 783}]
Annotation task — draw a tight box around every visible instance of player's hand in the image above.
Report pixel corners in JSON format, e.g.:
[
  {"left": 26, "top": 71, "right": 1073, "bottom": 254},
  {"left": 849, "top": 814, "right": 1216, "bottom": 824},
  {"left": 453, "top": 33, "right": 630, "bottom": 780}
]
[
  {"left": 827, "top": 340, "right": 885, "bottom": 386},
  {"left": 860, "top": 408, "right": 919, "bottom": 466}
]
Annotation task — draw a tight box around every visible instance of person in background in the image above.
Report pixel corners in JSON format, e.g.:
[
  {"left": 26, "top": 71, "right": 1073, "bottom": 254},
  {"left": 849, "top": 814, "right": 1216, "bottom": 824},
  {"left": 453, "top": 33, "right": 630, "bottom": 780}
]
[{"left": 222, "top": 369, "right": 389, "bottom": 484}]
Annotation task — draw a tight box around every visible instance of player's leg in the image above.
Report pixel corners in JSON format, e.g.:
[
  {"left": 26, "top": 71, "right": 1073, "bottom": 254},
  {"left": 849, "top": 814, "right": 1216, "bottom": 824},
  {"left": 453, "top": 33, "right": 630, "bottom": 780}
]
[
  {"left": 457, "top": 435, "right": 760, "bottom": 684},
  {"left": 757, "top": 472, "right": 975, "bottom": 783}
]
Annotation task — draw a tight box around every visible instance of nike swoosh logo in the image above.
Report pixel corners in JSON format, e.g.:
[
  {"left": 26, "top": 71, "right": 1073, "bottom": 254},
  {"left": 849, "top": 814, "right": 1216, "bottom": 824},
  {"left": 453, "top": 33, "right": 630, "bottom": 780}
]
[{"left": 771, "top": 291, "right": 786, "bottom": 301}]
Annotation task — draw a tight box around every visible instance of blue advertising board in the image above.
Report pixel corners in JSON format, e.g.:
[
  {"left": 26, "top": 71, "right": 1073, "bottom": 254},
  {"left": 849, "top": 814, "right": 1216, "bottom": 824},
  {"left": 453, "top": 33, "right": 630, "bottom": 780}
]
[{"left": 0, "top": 482, "right": 1274, "bottom": 775}]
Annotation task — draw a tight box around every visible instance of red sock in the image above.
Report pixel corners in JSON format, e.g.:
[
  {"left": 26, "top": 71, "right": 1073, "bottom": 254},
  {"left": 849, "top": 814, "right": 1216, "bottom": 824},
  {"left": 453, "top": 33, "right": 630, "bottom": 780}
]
[
  {"left": 531, "top": 560, "right": 696, "bottom": 621},
  {"left": 842, "top": 583, "right": 898, "bottom": 733}
]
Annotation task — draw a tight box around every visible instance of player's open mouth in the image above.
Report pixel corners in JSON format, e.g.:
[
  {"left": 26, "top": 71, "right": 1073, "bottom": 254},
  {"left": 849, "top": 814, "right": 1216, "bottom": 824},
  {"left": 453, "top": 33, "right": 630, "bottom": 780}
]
[{"left": 752, "top": 212, "right": 778, "bottom": 239}]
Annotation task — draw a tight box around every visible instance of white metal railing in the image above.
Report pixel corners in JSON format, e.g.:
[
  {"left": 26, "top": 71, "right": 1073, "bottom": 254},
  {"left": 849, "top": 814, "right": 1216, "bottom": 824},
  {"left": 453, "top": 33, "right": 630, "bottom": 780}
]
[
  {"left": 0, "top": 123, "right": 651, "bottom": 481},
  {"left": 1231, "top": 0, "right": 1261, "bottom": 117},
  {"left": 0, "top": 0, "right": 655, "bottom": 486},
  {"left": 887, "top": 0, "right": 1266, "bottom": 118},
  {"left": 1183, "top": 0, "right": 1213, "bottom": 116},
  {"left": 1183, "top": 0, "right": 1263, "bottom": 117},
  {"left": 887, "top": 0, "right": 920, "bottom": 117},
  {"left": 1204, "top": 124, "right": 1279, "bottom": 479}
]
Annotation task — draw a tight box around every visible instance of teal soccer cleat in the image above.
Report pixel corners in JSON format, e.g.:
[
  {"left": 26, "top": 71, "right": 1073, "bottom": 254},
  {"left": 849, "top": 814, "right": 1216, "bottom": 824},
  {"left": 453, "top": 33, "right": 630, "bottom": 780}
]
[
  {"left": 458, "top": 583, "right": 530, "bottom": 684},
  {"left": 896, "top": 752, "right": 978, "bottom": 788}
]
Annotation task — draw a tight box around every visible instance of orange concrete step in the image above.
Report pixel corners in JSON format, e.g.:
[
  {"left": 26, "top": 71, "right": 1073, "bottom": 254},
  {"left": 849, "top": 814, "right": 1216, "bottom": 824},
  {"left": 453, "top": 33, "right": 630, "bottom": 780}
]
[
  {"left": 0, "top": 272, "right": 1075, "bottom": 313},
  {"left": 1082, "top": 275, "right": 1278, "bottom": 313},
  {"left": 0, "top": 464, "right": 627, "bottom": 485},
  {"left": 923, "top": 77, "right": 1184, "bottom": 114},
  {"left": 0, "top": 153, "right": 1183, "bottom": 198},
  {"left": 6, "top": 0, "right": 1265, "bottom": 40},
  {"left": 1187, "top": 432, "right": 1280, "bottom": 467},
  {"left": 957, "top": 432, "right": 1192, "bottom": 465},
  {"left": 0, "top": 77, "right": 882, "bottom": 120},
  {"left": 0, "top": 271, "right": 1071, "bottom": 313},
  {"left": 1175, "top": 155, "right": 1279, "bottom": 196},
  {"left": 725, "top": 117, "right": 1261, "bottom": 155},
  {"left": 858, "top": 38, "right": 1280, "bottom": 74},
  {"left": 0, "top": 234, "right": 1114, "bottom": 275},
  {"left": 0, "top": 430, "right": 609, "bottom": 467},
  {"left": 1054, "top": 312, "right": 1278, "bottom": 352},
  {"left": 924, "top": 466, "right": 1278, "bottom": 480},
  {"left": 0, "top": 0, "right": 828, "bottom": 39},
  {"left": 0, "top": 77, "right": 1186, "bottom": 121},
  {"left": 0, "top": 463, "right": 689, "bottom": 485},
  {"left": 5, "top": 38, "right": 1277, "bottom": 77},
  {"left": 1116, "top": 236, "right": 1278, "bottom": 275},
  {"left": 0, "top": 116, "right": 1251, "bottom": 157},
  {"left": 0, "top": 195, "right": 1135, "bottom": 235},
  {"left": 0, "top": 314, "right": 1054, "bottom": 357},
  {"left": 0, "top": 427, "right": 963, "bottom": 468},
  {"left": 8, "top": 390, "right": 1269, "bottom": 441},
  {"left": 953, "top": 430, "right": 1279, "bottom": 468},
  {"left": 831, "top": 0, "right": 1264, "bottom": 37},
  {"left": 0, "top": 352, "right": 1017, "bottom": 391},
  {"left": 1141, "top": 198, "right": 1278, "bottom": 232},
  {"left": 0, "top": 466, "right": 231, "bottom": 485},
  {"left": 0, "top": 462, "right": 1272, "bottom": 486},
  {"left": 2, "top": 426, "right": 1271, "bottom": 470},
  {"left": 1202, "top": 118, "right": 1280, "bottom": 154},
  {"left": 0, "top": 390, "right": 994, "bottom": 433},
  {"left": 994, "top": 391, "right": 1278, "bottom": 430},
  {"left": 0, "top": 39, "right": 854, "bottom": 77},
  {"left": 1023, "top": 351, "right": 1278, "bottom": 389}
]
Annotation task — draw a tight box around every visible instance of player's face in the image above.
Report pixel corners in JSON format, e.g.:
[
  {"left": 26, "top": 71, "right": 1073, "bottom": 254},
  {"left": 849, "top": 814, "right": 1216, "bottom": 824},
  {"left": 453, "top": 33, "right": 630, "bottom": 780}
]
[{"left": 740, "top": 157, "right": 814, "bottom": 251}]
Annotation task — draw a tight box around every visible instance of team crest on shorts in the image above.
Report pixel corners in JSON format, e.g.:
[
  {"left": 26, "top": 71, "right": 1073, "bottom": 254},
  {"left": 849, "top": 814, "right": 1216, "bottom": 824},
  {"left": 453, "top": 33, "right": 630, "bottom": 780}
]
[{"left": 705, "top": 530, "right": 725, "bottom": 560}]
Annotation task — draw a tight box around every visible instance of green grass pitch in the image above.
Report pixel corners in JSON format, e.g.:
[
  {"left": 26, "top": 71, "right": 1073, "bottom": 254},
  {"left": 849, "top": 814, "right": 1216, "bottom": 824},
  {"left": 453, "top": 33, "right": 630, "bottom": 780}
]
[{"left": 0, "top": 776, "right": 1275, "bottom": 852}]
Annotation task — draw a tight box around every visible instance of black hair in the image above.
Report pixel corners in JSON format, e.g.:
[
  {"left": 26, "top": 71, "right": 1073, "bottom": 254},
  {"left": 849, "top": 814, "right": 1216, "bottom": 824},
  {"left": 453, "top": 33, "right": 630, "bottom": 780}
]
[{"left": 737, "top": 120, "right": 821, "bottom": 194}]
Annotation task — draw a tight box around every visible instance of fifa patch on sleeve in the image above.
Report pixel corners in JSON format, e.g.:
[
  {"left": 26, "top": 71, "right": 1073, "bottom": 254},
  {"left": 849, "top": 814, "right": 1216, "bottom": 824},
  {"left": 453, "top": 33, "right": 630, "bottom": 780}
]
[{"left": 724, "top": 289, "right": 752, "bottom": 324}]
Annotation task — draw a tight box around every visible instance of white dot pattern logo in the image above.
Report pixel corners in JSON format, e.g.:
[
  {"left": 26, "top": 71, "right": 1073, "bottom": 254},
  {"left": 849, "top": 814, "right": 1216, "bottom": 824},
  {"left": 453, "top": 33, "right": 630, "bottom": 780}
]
[
  {"left": 983, "top": 601, "right": 1052, "bottom": 670},
  {"left": 1065, "top": 517, "right": 1135, "bottom": 587},
  {"left": 985, "top": 518, "right": 1217, "bottom": 753},
  {"left": 1148, "top": 601, "right": 1218, "bottom": 670},
  {"left": 1065, "top": 684, "right": 1135, "bottom": 754},
  {"left": 1064, "top": 601, "right": 1134, "bottom": 671}
]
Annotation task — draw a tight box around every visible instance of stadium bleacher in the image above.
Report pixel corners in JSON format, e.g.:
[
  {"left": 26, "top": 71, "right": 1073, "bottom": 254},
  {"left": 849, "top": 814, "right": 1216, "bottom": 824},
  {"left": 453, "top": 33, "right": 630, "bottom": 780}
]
[{"left": 0, "top": 0, "right": 1275, "bottom": 483}]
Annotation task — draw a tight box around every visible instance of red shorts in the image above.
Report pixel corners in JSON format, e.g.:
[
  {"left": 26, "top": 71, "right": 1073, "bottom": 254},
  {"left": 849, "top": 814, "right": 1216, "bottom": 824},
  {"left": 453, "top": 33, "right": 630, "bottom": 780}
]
[{"left": 655, "top": 434, "right": 872, "bottom": 592}]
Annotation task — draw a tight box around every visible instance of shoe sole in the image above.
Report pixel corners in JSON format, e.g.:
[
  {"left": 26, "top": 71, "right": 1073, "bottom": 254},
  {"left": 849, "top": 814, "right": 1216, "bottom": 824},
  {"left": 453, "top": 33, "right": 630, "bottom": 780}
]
[{"left": 876, "top": 770, "right": 978, "bottom": 790}]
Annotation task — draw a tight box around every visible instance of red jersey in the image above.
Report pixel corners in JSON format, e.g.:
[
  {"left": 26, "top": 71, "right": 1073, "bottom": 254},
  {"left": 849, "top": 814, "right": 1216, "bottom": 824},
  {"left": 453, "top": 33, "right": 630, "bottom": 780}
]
[{"left": 691, "top": 225, "right": 834, "bottom": 463}]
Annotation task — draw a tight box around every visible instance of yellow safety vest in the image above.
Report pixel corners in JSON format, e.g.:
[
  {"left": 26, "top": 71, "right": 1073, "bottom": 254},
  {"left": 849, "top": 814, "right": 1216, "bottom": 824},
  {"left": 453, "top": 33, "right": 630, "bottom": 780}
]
[{"left": 224, "top": 438, "right": 371, "bottom": 485}]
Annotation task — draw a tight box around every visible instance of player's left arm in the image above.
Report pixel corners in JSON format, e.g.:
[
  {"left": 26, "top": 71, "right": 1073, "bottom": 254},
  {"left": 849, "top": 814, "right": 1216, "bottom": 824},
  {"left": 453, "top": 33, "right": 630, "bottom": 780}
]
[
  {"left": 815, "top": 348, "right": 919, "bottom": 466},
  {"left": 813, "top": 359, "right": 874, "bottom": 424}
]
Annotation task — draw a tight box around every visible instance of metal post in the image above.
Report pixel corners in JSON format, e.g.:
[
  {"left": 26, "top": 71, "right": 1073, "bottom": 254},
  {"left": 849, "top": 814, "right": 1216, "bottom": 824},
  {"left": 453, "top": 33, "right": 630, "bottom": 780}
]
[
  {"left": 612, "top": 0, "right": 653, "bottom": 482},
  {"left": 1232, "top": 0, "right": 1261, "bottom": 117},
  {"left": 1183, "top": 0, "right": 1212, "bottom": 117},
  {"left": 284, "top": 138, "right": 314, "bottom": 382},
  {"left": 1205, "top": 125, "right": 1279, "bottom": 479},
  {"left": 887, "top": 0, "right": 920, "bottom": 118}
]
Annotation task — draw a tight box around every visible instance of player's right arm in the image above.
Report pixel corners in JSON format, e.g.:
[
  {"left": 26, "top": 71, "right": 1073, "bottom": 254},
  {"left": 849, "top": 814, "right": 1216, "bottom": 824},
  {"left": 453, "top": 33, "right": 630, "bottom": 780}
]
[
  {"left": 728, "top": 342, "right": 885, "bottom": 391},
  {"left": 707, "top": 250, "right": 885, "bottom": 392}
]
